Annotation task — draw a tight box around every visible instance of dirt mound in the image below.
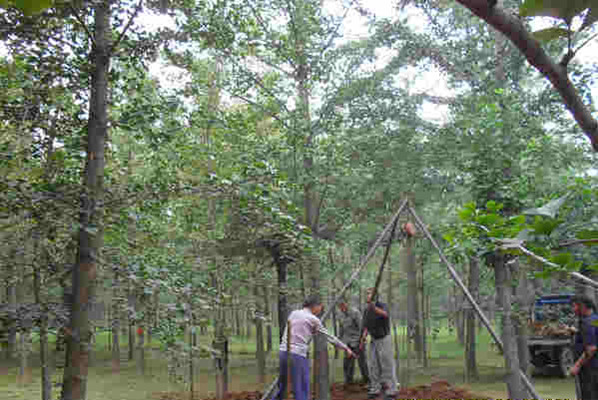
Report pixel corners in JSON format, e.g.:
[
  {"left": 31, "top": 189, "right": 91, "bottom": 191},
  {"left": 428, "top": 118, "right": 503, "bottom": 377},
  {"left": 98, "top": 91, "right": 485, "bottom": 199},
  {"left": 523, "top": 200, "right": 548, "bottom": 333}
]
[
  {"left": 334, "top": 381, "right": 491, "bottom": 400},
  {"left": 153, "top": 391, "right": 262, "bottom": 400},
  {"left": 153, "top": 380, "right": 492, "bottom": 400}
]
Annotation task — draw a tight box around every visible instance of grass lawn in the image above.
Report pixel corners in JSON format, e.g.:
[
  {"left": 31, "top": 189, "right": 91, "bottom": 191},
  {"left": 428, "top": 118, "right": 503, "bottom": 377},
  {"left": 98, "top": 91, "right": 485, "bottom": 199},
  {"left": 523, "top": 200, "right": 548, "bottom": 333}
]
[{"left": 0, "top": 326, "right": 577, "bottom": 400}]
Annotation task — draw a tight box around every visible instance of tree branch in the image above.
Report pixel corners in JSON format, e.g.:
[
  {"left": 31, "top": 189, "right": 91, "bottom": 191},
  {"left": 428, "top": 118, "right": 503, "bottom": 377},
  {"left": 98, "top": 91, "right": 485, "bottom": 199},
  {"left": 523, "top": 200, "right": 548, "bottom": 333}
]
[
  {"left": 69, "top": 5, "right": 96, "bottom": 47},
  {"left": 557, "top": 239, "right": 598, "bottom": 248},
  {"left": 110, "top": 0, "right": 144, "bottom": 55},
  {"left": 455, "top": 0, "right": 598, "bottom": 151}
]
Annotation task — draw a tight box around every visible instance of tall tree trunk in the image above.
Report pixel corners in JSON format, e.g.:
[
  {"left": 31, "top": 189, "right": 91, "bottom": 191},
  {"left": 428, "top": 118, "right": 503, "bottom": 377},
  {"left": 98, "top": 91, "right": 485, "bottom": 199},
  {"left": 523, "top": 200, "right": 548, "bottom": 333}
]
[
  {"left": 17, "top": 240, "right": 31, "bottom": 384},
  {"left": 136, "top": 322, "right": 145, "bottom": 375},
  {"left": 34, "top": 233, "right": 51, "bottom": 400},
  {"left": 18, "top": 329, "right": 32, "bottom": 384},
  {"left": 6, "top": 249, "right": 17, "bottom": 360},
  {"left": 513, "top": 260, "right": 531, "bottom": 375},
  {"left": 128, "top": 288, "right": 135, "bottom": 362},
  {"left": 465, "top": 256, "right": 479, "bottom": 381},
  {"left": 235, "top": 303, "right": 242, "bottom": 337},
  {"left": 418, "top": 257, "right": 426, "bottom": 365},
  {"left": 254, "top": 282, "right": 266, "bottom": 384},
  {"left": 263, "top": 285, "right": 273, "bottom": 353},
  {"left": 212, "top": 273, "right": 228, "bottom": 399},
  {"left": 494, "top": 253, "right": 526, "bottom": 399},
  {"left": 299, "top": 264, "right": 306, "bottom": 299},
  {"left": 276, "top": 254, "right": 288, "bottom": 342},
  {"left": 61, "top": 3, "right": 110, "bottom": 398},
  {"left": 111, "top": 268, "right": 121, "bottom": 373}
]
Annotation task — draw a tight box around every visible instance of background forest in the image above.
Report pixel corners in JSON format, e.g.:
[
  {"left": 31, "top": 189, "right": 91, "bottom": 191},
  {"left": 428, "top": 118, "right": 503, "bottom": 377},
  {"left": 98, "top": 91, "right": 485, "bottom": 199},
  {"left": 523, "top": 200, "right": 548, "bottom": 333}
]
[{"left": 1, "top": 0, "right": 597, "bottom": 400}]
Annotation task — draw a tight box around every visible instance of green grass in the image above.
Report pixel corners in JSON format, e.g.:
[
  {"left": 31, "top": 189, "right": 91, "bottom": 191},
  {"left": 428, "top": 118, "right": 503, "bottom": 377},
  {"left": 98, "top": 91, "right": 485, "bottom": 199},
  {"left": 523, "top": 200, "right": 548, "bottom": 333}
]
[{"left": 1, "top": 326, "right": 578, "bottom": 400}]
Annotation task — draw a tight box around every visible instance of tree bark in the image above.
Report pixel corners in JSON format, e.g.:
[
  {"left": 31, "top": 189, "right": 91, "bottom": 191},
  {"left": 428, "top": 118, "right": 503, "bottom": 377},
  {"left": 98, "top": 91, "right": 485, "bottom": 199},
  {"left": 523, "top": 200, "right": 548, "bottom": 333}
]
[
  {"left": 6, "top": 255, "right": 17, "bottom": 360},
  {"left": 456, "top": 0, "right": 598, "bottom": 151},
  {"left": 128, "top": 289, "right": 135, "bottom": 362},
  {"left": 263, "top": 285, "right": 273, "bottom": 353},
  {"left": 417, "top": 257, "right": 427, "bottom": 365},
  {"left": 111, "top": 268, "right": 121, "bottom": 373},
  {"left": 513, "top": 260, "right": 531, "bottom": 374},
  {"left": 254, "top": 283, "right": 266, "bottom": 384},
  {"left": 34, "top": 235, "right": 51, "bottom": 400},
  {"left": 61, "top": 2, "right": 110, "bottom": 398},
  {"left": 276, "top": 253, "right": 288, "bottom": 343},
  {"left": 136, "top": 323, "right": 145, "bottom": 375},
  {"left": 493, "top": 253, "right": 526, "bottom": 399},
  {"left": 465, "top": 256, "right": 479, "bottom": 381}
]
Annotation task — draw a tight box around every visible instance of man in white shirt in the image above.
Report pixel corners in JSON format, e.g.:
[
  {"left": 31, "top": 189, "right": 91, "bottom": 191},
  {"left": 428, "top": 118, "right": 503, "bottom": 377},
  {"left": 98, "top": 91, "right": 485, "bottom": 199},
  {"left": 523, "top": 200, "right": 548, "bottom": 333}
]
[{"left": 271, "top": 295, "right": 355, "bottom": 400}]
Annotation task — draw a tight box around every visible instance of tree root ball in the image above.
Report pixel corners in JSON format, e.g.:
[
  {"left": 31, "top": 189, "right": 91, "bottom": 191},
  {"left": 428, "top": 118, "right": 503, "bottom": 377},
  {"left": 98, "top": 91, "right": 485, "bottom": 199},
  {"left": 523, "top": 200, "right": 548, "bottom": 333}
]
[{"left": 403, "top": 222, "right": 416, "bottom": 237}]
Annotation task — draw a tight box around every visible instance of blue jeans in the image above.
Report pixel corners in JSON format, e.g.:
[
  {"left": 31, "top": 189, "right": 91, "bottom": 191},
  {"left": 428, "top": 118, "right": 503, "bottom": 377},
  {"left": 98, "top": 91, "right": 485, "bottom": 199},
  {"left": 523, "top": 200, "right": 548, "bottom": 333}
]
[{"left": 271, "top": 351, "right": 310, "bottom": 400}]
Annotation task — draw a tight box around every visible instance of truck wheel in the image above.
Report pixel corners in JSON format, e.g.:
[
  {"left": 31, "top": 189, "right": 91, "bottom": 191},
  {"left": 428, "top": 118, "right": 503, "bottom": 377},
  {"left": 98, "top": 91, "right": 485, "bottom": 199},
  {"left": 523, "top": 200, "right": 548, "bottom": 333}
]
[{"left": 558, "top": 347, "right": 574, "bottom": 378}]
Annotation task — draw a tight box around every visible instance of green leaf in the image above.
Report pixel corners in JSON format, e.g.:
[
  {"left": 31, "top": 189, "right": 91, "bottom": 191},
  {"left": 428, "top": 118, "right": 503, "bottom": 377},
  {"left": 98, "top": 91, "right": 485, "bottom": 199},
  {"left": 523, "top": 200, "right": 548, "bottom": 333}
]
[
  {"left": 530, "top": 216, "right": 561, "bottom": 235},
  {"left": 459, "top": 208, "right": 473, "bottom": 221},
  {"left": 14, "top": 0, "right": 53, "bottom": 15},
  {"left": 486, "top": 200, "right": 501, "bottom": 212},
  {"left": 520, "top": 0, "right": 591, "bottom": 22},
  {"left": 576, "top": 229, "right": 598, "bottom": 240},
  {"left": 534, "top": 269, "right": 552, "bottom": 279},
  {"left": 550, "top": 252, "right": 573, "bottom": 266},
  {"left": 531, "top": 27, "right": 570, "bottom": 42}
]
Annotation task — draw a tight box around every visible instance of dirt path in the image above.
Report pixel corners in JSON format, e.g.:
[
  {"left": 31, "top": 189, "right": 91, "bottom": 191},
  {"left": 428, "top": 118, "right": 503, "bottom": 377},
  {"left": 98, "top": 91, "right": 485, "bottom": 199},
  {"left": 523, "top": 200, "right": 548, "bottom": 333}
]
[{"left": 153, "top": 380, "right": 492, "bottom": 400}]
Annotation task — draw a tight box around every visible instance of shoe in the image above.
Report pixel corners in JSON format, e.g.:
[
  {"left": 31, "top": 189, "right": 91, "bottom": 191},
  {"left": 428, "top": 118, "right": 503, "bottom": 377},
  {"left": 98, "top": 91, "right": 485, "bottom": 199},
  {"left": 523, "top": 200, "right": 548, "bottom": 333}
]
[{"left": 368, "top": 388, "right": 381, "bottom": 399}]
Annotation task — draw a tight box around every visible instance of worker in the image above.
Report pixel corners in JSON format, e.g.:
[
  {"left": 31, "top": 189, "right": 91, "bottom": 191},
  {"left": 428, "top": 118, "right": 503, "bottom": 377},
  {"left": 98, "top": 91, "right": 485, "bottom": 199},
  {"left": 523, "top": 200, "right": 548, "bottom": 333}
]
[
  {"left": 271, "top": 295, "right": 355, "bottom": 400},
  {"left": 569, "top": 295, "right": 598, "bottom": 400},
  {"left": 361, "top": 287, "right": 398, "bottom": 400},
  {"left": 338, "top": 299, "right": 369, "bottom": 385}
]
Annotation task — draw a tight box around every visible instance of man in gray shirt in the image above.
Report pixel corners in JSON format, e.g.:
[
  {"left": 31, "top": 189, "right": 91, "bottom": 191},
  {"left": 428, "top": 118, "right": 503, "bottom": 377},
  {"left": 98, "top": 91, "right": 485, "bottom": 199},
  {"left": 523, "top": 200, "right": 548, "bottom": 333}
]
[{"left": 338, "top": 300, "right": 369, "bottom": 384}]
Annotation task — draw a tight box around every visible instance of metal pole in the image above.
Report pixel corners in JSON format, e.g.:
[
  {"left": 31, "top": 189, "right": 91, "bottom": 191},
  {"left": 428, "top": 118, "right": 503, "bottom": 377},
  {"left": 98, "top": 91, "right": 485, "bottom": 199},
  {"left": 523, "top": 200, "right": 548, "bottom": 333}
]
[
  {"left": 408, "top": 207, "right": 544, "bottom": 400},
  {"left": 259, "top": 199, "right": 409, "bottom": 400}
]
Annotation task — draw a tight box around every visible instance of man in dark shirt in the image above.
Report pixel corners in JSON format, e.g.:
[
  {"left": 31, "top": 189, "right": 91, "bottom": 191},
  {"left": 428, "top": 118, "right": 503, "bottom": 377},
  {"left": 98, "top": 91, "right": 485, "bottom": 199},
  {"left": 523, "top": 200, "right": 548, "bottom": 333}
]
[
  {"left": 360, "top": 288, "right": 398, "bottom": 399},
  {"left": 569, "top": 295, "right": 598, "bottom": 400}
]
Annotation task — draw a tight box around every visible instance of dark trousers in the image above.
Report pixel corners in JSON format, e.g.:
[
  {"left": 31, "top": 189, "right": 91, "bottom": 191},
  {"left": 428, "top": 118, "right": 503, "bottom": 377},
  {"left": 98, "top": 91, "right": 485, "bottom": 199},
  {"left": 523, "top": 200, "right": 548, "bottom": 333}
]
[
  {"left": 272, "top": 351, "right": 310, "bottom": 400},
  {"left": 579, "top": 367, "right": 598, "bottom": 400},
  {"left": 344, "top": 343, "right": 369, "bottom": 384}
]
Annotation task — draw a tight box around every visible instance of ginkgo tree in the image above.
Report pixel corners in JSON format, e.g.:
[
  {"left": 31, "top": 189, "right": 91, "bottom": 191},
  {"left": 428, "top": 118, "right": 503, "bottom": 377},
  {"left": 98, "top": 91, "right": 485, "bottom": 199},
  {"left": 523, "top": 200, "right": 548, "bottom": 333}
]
[{"left": 454, "top": 0, "right": 598, "bottom": 151}]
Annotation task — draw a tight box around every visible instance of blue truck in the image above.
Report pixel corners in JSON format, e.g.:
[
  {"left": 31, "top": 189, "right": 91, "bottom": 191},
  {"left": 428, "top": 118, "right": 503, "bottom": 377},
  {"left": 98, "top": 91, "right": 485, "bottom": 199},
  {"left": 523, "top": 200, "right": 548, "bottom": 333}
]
[{"left": 528, "top": 294, "right": 577, "bottom": 377}]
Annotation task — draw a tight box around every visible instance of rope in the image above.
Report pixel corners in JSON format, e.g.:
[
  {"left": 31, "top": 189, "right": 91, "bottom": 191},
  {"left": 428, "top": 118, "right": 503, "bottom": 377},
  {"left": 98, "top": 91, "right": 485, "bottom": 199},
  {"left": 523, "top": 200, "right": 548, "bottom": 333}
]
[{"left": 258, "top": 199, "right": 408, "bottom": 400}]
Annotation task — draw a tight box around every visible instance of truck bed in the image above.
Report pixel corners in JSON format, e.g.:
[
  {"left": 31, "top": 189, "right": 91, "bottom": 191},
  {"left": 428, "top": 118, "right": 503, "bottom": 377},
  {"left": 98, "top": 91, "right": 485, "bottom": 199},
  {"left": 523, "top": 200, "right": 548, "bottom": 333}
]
[{"left": 528, "top": 336, "right": 573, "bottom": 346}]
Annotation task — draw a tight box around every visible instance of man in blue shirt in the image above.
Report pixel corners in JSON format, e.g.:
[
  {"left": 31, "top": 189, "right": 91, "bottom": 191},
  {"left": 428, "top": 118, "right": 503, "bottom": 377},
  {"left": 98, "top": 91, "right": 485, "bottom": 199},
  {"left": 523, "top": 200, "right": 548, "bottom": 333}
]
[
  {"left": 361, "top": 288, "right": 398, "bottom": 399},
  {"left": 569, "top": 295, "right": 598, "bottom": 400}
]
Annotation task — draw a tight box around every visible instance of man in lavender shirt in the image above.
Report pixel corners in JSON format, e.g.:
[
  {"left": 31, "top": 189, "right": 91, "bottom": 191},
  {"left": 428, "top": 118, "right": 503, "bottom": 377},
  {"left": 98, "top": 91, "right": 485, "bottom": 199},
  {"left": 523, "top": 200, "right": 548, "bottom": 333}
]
[{"left": 271, "top": 295, "right": 355, "bottom": 400}]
